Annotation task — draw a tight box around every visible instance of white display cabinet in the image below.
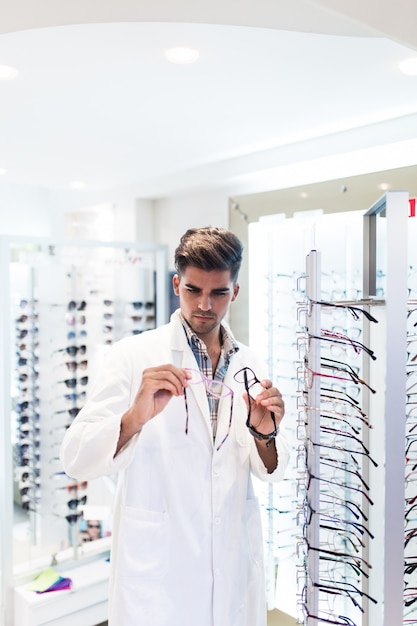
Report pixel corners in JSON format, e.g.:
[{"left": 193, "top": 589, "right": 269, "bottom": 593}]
[
  {"left": 0, "top": 236, "right": 168, "bottom": 626},
  {"left": 14, "top": 557, "right": 110, "bottom": 626}
]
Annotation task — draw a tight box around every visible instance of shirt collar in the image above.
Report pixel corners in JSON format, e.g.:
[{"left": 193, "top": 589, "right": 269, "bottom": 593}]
[{"left": 179, "top": 311, "right": 239, "bottom": 359}]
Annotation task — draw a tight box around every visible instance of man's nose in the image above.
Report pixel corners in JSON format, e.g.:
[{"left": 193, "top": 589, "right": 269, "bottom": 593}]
[{"left": 198, "top": 294, "right": 211, "bottom": 310}]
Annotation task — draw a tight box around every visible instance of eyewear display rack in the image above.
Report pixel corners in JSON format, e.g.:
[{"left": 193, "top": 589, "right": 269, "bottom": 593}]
[
  {"left": 248, "top": 191, "right": 413, "bottom": 625},
  {"left": 0, "top": 236, "right": 168, "bottom": 626},
  {"left": 297, "top": 190, "right": 411, "bottom": 626},
  {"left": 298, "top": 249, "right": 381, "bottom": 626},
  {"left": 248, "top": 208, "right": 371, "bottom": 618}
]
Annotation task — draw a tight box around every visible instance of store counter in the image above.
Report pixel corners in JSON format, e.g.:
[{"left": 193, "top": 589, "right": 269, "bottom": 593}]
[{"left": 14, "top": 558, "right": 109, "bottom": 626}]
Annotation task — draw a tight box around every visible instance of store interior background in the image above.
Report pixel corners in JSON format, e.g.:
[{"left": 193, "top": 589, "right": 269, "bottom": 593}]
[
  {"left": 1, "top": 1, "right": 417, "bottom": 625},
  {"left": 1, "top": 1, "right": 417, "bottom": 340}
]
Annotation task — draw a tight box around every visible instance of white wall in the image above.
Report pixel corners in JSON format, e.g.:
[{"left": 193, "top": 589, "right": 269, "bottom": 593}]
[
  {"left": 0, "top": 182, "right": 144, "bottom": 242},
  {"left": 152, "top": 188, "right": 230, "bottom": 270},
  {"left": 0, "top": 182, "right": 233, "bottom": 288},
  {"left": 0, "top": 184, "right": 59, "bottom": 237}
]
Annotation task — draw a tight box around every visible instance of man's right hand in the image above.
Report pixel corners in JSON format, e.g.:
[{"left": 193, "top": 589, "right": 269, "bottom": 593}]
[{"left": 115, "top": 365, "right": 191, "bottom": 455}]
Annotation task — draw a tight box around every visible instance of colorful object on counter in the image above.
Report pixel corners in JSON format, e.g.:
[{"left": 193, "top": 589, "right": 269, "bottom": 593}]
[{"left": 27, "top": 567, "right": 72, "bottom": 593}]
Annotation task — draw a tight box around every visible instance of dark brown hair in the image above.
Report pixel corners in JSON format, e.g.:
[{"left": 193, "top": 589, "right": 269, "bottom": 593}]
[{"left": 174, "top": 227, "right": 243, "bottom": 284}]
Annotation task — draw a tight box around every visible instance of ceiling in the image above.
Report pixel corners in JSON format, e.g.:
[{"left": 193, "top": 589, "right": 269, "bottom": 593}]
[{"left": 0, "top": 0, "right": 416, "bottom": 196}]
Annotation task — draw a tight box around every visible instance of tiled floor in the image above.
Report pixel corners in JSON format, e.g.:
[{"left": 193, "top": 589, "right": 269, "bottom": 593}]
[
  {"left": 94, "top": 610, "right": 296, "bottom": 626},
  {"left": 96, "top": 614, "right": 294, "bottom": 626},
  {"left": 94, "top": 611, "right": 295, "bottom": 626},
  {"left": 95, "top": 615, "right": 294, "bottom": 626},
  {"left": 268, "top": 609, "right": 297, "bottom": 625}
]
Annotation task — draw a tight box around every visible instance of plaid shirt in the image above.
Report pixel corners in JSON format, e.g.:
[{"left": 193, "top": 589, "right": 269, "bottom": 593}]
[{"left": 180, "top": 313, "right": 239, "bottom": 439}]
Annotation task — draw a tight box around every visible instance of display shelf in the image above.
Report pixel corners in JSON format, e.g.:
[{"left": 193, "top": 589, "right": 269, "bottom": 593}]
[
  {"left": 14, "top": 557, "right": 110, "bottom": 626},
  {"left": 0, "top": 236, "right": 168, "bottom": 626},
  {"left": 248, "top": 210, "right": 368, "bottom": 619},
  {"left": 249, "top": 192, "right": 412, "bottom": 626}
]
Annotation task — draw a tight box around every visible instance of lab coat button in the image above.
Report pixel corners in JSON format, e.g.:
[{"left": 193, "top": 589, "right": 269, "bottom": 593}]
[{"left": 214, "top": 517, "right": 221, "bottom": 525}]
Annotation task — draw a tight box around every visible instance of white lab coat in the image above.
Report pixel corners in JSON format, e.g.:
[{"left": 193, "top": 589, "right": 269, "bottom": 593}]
[{"left": 60, "top": 311, "right": 290, "bottom": 626}]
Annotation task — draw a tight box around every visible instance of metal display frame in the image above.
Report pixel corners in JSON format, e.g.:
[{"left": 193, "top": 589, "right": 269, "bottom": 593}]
[{"left": 364, "top": 191, "right": 409, "bottom": 625}]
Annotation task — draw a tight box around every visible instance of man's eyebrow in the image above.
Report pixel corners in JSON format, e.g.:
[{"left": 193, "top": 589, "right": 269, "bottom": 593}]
[{"left": 184, "top": 282, "right": 230, "bottom": 292}]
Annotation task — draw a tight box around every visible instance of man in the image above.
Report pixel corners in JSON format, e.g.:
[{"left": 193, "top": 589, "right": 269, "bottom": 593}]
[{"left": 60, "top": 226, "right": 289, "bottom": 626}]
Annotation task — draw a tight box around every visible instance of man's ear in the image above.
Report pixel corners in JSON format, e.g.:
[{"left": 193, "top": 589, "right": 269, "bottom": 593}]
[
  {"left": 172, "top": 273, "right": 180, "bottom": 296},
  {"left": 231, "top": 283, "right": 240, "bottom": 302}
]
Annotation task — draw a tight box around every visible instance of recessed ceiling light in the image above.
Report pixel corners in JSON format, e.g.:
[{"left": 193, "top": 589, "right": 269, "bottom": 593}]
[
  {"left": 0, "top": 65, "right": 19, "bottom": 80},
  {"left": 71, "top": 180, "right": 86, "bottom": 189},
  {"left": 378, "top": 182, "right": 391, "bottom": 191},
  {"left": 299, "top": 191, "right": 309, "bottom": 199},
  {"left": 164, "top": 47, "right": 200, "bottom": 64},
  {"left": 399, "top": 57, "right": 417, "bottom": 76},
  {"left": 0, "top": 168, "right": 6, "bottom": 176}
]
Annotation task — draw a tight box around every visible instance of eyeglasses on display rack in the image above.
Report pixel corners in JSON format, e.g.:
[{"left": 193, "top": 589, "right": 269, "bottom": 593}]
[
  {"left": 296, "top": 289, "right": 381, "bottom": 626},
  {"left": 58, "top": 376, "right": 88, "bottom": 388},
  {"left": 305, "top": 402, "right": 371, "bottom": 431},
  {"left": 306, "top": 298, "right": 379, "bottom": 324},
  {"left": 137, "top": 301, "right": 154, "bottom": 310},
  {"left": 65, "top": 512, "right": 84, "bottom": 525},
  {"left": 302, "top": 434, "right": 378, "bottom": 469},
  {"left": 63, "top": 391, "right": 86, "bottom": 403},
  {"left": 17, "top": 370, "right": 39, "bottom": 383},
  {"left": 405, "top": 528, "right": 417, "bottom": 549},
  {"left": 302, "top": 465, "right": 374, "bottom": 508},
  {"left": 59, "top": 360, "right": 88, "bottom": 372},
  {"left": 55, "top": 345, "right": 87, "bottom": 357},
  {"left": 301, "top": 500, "right": 374, "bottom": 543},
  {"left": 54, "top": 481, "right": 88, "bottom": 493},
  {"left": 319, "top": 412, "right": 361, "bottom": 436},
  {"left": 301, "top": 357, "right": 377, "bottom": 395},
  {"left": 16, "top": 328, "right": 39, "bottom": 340},
  {"left": 16, "top": 399, "right": 40, "bottom": 412},
  {"left": 318, "top": 387, "right": 368, "bottom": 414},
  {"left": 297, "top": 579, "right": 360, "bottom": 626},
  {"left": 298, "top": 509, "right": 369, "bottom": 558},
  {"left": 318, "top": 457, "right": 369, "bottom": 492},
  {"left": 67, "top": 495, "right": 87, "bottom": 510},
  {"left": 298, "top": 533, "right": 372, "bottom": 579},
  {"left": 67, "top": 300, "right": 87, "bottom": 311},
  {"left": 309, "top": 579, "right": 377, "bottom": 613},
  {"left": 298, "top": 401, "right": 370, "bottom": 433},
  {"left": 53, "top": 407, "right": 81, "bottom": 419},
  {"left": 321, "top": 495, "right": 368, "bottom": 523},
  {"left": 408, "top": 308, "right": 417, "bottom": 327},
  {"left": 66, "top": 314, "right": 87, "bottom": 326},
  {"left": 307, "top": 331, "right": 377, "bottom": 361},
  {"left": 67, "top": 329, "right": 87, "bottom": 340}
]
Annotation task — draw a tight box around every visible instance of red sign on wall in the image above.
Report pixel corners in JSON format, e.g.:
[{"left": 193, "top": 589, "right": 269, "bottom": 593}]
[{"left": 410, "top": 198, "right": 416, "bottom": 217}]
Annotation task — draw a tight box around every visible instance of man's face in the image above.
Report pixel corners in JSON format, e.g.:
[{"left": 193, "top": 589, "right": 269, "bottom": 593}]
[{"left": 173, "top": 266, "right": 239, "bottom": 341}]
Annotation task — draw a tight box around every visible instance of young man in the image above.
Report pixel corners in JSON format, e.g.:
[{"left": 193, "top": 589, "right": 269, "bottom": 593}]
[{"left": 60, "top": 226, "right": 289, "bottom": 626}]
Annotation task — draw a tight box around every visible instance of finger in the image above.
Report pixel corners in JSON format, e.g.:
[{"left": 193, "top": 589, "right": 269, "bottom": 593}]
[
  {"left": 153, "top": 364, "right": 190, "bottom": 386},
  {"left": 142, "top": 366, "right": 189, "bottom": 396},
  {"left": 257, "top": 393, "right": 285, "bottom": 420},
  {"left": 145, "top": 364, "right": 190, "bottom": 383},
  {"left": 254, "top": 382, "right": 282, "bottom": 403}
]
